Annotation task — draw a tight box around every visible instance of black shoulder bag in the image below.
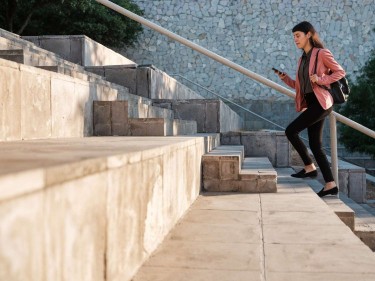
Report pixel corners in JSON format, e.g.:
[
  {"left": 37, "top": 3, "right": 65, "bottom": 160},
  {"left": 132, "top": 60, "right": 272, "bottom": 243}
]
[{"left": 314, "top": 49, "right": 350, "bottom": 104}]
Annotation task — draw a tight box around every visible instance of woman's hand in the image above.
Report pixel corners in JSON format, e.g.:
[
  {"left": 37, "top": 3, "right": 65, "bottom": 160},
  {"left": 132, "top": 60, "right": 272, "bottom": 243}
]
[
  {"left": 310, "top": 74, "right": 319, "bottom": 83},
  {"left": 278, "top": 72, "right": 286, "bottom": 80}
]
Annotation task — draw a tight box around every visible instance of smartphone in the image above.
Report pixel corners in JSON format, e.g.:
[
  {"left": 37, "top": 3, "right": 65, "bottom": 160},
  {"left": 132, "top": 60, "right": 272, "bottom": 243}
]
[{"left": 272, "top": 67, "right": 284, "bottom": 75}]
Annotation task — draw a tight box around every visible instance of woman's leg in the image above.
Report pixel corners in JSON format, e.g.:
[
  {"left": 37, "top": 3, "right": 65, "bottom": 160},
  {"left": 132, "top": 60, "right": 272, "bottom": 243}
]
[
  {"left": 307, "top": 119, "right": 334, "bottom": 183},
  {"left": 285, "top": 107, "right": 323, "bottom": 166}
]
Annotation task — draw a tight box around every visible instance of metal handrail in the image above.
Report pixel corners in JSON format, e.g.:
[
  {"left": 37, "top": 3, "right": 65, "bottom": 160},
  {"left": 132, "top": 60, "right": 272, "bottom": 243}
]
[
  {"left": 96, "top": 0, "right": 375, "bottom": 186},
  {"left": 170, "top": 74, "right": 285, "bottom": 130}
]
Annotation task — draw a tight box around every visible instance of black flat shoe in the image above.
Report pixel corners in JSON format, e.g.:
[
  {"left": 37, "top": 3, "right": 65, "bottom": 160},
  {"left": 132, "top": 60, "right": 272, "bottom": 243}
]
[
  {"left": 317, "top": 187, "right": 338, "bottom": 197},
  {"left": 291, "top": 169, "right": 318, "bottom": 178}
]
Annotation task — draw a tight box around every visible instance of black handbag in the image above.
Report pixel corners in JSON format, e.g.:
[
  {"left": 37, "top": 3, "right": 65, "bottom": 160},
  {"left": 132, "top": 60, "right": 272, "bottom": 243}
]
[{"left": 314, "top": 49, "right": 350, "bottom": 104}]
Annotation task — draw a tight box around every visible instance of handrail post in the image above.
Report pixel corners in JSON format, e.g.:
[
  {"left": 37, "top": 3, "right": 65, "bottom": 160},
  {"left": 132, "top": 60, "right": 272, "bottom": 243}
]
[{"left": 329, "top": 113, "right": 339, "bottom": 192}]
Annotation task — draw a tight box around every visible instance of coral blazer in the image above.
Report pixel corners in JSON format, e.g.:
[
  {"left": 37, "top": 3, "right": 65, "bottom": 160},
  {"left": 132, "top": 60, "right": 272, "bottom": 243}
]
[{"left": 282, "top": 48, "right": 346, "bottom": 112}]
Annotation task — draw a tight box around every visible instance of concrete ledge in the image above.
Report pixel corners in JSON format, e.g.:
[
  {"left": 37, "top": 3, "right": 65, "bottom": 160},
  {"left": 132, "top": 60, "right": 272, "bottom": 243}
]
[{"left": 0, "top": 136, "right": 219, "bottom": 280}]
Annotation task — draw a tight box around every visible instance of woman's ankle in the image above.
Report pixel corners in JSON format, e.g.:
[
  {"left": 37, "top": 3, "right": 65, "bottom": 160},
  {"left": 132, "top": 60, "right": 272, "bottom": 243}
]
[
  {"left": 304, "top": 164, "right": 316, "bottom": 173},
  {"left": 325, "top": 181, "right": 336, "bottom": 190}
]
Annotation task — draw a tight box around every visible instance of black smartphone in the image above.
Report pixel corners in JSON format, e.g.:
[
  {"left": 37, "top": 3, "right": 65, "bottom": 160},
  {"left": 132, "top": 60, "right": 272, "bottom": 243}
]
[{"left": 272, "top": 67, "right": 284, "bottom": 75}]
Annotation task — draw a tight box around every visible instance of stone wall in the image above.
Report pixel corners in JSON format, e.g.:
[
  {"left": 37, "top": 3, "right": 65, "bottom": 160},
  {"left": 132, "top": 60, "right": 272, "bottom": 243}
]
[{"left": 122, "top": 0, "right": 375, "bottom": 131}]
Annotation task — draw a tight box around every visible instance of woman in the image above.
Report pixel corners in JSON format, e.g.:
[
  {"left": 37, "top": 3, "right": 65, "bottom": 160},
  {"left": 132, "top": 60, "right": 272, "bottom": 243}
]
[{"left": 275, "top": 21, "right": 345, "bottom": 197}]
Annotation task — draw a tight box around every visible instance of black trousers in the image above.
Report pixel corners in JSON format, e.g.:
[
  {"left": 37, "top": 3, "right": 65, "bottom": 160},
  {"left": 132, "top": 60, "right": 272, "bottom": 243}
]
[{"left": 285, "top": 92, "right": 334, "bottom": 183}]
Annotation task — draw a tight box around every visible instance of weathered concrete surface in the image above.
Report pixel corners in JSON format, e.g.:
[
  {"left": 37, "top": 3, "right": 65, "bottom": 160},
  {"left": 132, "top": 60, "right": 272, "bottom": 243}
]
[
  {"left": 0, "top": 135, "right": 217, "bottom": 281},
  {"left": 221, "top": 130, "right": 291, "bottom": 167},
  {"left": 23, "top": 35, "right": 135, "bottom": 66},
  {"left": 133, "top": 168, "right": 375, "bottom": 281}
]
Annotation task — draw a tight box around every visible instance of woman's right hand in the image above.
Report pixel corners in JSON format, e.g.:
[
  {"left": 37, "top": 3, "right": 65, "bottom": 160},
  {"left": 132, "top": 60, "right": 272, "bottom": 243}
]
[{"left": 278, "top": 72, "right": 286, "bottom": 80}]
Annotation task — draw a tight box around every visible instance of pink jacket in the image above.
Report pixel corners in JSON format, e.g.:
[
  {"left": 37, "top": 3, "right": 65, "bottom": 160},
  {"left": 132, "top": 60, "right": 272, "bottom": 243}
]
[{"left": 282, "top": 48, "right": 346, "bottom": 112}]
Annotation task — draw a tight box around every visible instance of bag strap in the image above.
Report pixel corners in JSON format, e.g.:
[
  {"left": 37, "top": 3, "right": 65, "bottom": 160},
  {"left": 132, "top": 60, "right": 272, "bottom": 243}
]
[
  {"left": 314, "top": 48, "right": 329, "bottom": 91},
  {"left": 314, "top": 48, "right": 320, "bottom": 75}
]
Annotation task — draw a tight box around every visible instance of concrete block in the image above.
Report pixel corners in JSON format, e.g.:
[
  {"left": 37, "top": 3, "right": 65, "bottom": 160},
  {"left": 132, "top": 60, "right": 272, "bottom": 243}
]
[
  {"left": 220, "top": 180, "right": 258, "bottom": 193},
  {"left": 136, "top": 67, "right": 150, "bottom": 98},
  {"left": 276, "top": 133, "right": 291, "bottom": 167},
  {"left": 93, "top": 101, "right": 129, "bottom": 136},
  {"left": 105, "top": 67, "right": 137, "bottom": 94},
  {"left": 348, "top": 171, "right": 366, "bottom": 203},
  {"left": 40, "top": 37, "right": 71, "bottom": 61},
  {"left": 70, "top": 36, "right": 84, "bottom": 65},
  {"left": 220, "top": 131, "right": 242, "bottom": 145},
  {"left": 51, "top": 77, "right": 86, "bottom": 138},
  {"left": 206, "top": 102, "right": 219, "bottom": 133},
  {"left": 44, "top": 173, "right": 107, "bottom": 281},
  {"left": 355, "top": 227, "right": 375, "bottom": 251},
  {"left": 225, "top": 131, "right": 290, "bottom": 167},
  {"left": 0, "top": 49, "right": 24, "bottom": 63},
  {"left": 21, "top": 67, "right": 52, "bottom": 139},
  {"left": 0, "top": 192, "right": 44, "bottom": 281},
  {"left": 111, "top": 101, "right": 129, "bottom": 136},
  {"left": 220, "top": 160, "right": 239, "bottom": 180},
  {"left": 93, "top": 101, "right": 111, "bottom": 132},
  {"left": 0, "top": 59, "right": 21, "bottom": 140},
  {"left": 174, "top": 102, "right": 206, "bottom": 132},
  {"left": 129, "top": 118, "right": 171, "bottom": 136}
]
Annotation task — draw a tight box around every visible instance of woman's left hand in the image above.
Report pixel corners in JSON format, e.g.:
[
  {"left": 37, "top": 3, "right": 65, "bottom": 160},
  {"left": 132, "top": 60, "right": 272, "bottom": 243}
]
[{"left": 310, "top": 74, "right": 319, "bottom": 83}]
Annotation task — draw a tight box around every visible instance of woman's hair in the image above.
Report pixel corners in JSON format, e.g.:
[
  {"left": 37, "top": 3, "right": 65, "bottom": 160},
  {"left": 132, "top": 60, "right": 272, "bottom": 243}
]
[{"left": 292, "top": 21, "right": 325, "bottom": 49}]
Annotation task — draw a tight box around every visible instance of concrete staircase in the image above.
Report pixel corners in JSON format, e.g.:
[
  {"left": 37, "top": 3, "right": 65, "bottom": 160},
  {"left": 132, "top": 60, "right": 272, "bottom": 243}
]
[
  {"left": 1, "top": 28, "right": 375, "bottom": 281},
  {"left": 202, "top": 145, "right": 277, "bottom": 193}
]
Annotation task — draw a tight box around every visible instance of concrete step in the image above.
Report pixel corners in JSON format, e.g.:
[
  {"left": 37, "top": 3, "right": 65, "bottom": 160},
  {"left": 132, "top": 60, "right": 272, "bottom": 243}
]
[
  {"left": 129, "top": 118, "right": 197, "bottom": 136},
  {"left": 93, "top": 101, "right": 196, "bottom": 136},
  {"left": 85, "top": 64, "right": 204, "bottom": 100},
  {"left": 0, "top": 135, "right": 220, "bottom": 281},
  {"left": 202, "top": 145, "right": 277, "bottom": 193},
  {"left": 132, "top": 172, "right": 375, "bottom": 280},
  {"left": 0, "top": 48, "right": 105, "bottom": 83},
  {"left": 305, "top": 177, "right": 375, "bottom": 251}
]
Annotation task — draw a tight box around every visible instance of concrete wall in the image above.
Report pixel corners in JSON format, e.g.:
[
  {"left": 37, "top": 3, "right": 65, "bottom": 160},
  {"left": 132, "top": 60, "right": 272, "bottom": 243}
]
[
  {"left": 0, "top": 136, "right": 212, "bottom": 281},
  {"left": 0, "top": 57, "right": 145, "bottom": 141},
  {"left": 125, "top": 0, "right": 375, "bottom": 100},
  {"left": 23, "top": 35, "right": 135, "bottom": 66}
]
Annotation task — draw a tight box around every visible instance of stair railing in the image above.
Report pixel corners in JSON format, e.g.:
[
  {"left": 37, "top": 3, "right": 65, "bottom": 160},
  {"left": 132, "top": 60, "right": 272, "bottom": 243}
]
[{"left": 95, "top": 0, "right": 375, "bottom": 188}]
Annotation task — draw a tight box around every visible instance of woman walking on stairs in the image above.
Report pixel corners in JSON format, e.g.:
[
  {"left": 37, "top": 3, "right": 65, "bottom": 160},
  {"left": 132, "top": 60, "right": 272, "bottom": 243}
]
[{"left": 274, "top": 21, "right": 345, "bottom": 197}]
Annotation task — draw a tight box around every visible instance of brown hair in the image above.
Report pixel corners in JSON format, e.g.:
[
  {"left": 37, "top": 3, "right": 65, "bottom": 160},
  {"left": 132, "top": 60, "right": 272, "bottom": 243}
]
[{"left": 292, "top": 21, "right": 325, "bottom": 49}]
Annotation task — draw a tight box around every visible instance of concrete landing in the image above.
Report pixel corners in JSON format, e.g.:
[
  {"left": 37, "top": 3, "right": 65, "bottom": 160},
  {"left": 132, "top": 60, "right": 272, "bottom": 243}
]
[{"left": 132, "top": 168, "right": 375, "bottom": 281}]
